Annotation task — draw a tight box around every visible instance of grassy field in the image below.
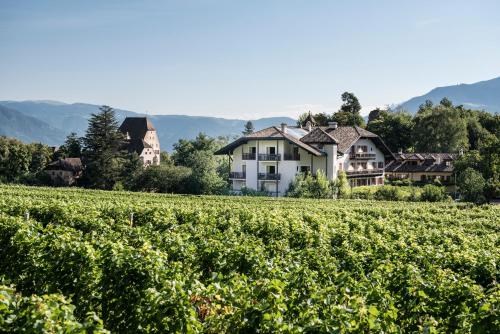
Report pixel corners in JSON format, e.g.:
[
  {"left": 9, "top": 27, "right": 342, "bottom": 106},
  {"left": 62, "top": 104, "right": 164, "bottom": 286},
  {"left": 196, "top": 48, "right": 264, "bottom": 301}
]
[{"left": 0, "top": 185, "right": 499, "bottom": 333}]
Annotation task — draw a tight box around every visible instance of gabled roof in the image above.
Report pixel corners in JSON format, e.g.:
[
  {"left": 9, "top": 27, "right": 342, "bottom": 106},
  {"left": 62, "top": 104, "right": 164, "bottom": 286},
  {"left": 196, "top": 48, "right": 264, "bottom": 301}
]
[
  {"left": 395, "top": 153, "right": 457, "bottom": 161},
  {"left": 386, "top": 152, "right": 458, "bottom": 173},
  {"left": 119, "top": 117, "right": 155, "bottom": 140},
  {"left": 45, "top": 158, "right": 83, "bottom": 172},
  {"left": 215, "top": 126, "right": 323, "bottom": 156},
  {"left": 300, "top": 127, "right": 338, "bottom": 144},
  {"left": 316, "top": 126, "right": 392, "bottom": 157},
  {"left": 385, "top": 161, "right": 455, "bottom": 173}
]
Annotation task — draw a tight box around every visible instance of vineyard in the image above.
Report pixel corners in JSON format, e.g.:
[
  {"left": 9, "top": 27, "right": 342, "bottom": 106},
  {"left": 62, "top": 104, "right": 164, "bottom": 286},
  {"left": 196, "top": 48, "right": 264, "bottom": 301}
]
[{"left": 0, "top": 185, "right": 499, "bottom": 333}]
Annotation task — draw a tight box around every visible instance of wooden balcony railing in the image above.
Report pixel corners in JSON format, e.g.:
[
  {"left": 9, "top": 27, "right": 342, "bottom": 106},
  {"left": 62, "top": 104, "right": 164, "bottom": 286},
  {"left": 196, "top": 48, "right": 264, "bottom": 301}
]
[
  {"left": 284, "top": 153, "right": 300, "bottom": 161},
  {"left": 345, "top": 168, "right": 384, "bottom": 176},
  {"left": 229, "top": 172, "right": 246, "bottom": 179},
  {"left": 258, "top": 173, "right": 281, "bottom": 180},
  {"left": 242, "top": 153, "right": 256, "bottom": 160},
  {"left": 258, "top": 154, "right": 281, "bottom": 161},
  {"left": 349, "top": 153, "right": 376, "bottom": 159}
]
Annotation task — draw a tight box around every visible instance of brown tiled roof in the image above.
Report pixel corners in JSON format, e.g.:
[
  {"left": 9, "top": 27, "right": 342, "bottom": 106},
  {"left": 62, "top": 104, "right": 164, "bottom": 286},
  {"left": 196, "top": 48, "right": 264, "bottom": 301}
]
[
  {"left": 385, "top": 161, "right": 455, "bottom": 173},
  {"left": 45, "top": 158, "right": 83, "bottom": 172},
  {"left": 395, "top": 153, "right": 457, "bottom": 161},
  {"left": 215, "top": 126, "right": 323, "bottom": 156},
  {"left": 386, "top": 152, "right": 457, "bottom": 173},
  {"left": 119, "top": 117, "right": 155, "bottom": 140},
  {"left": 300, "top": 127, "right": 338, "bottom": 144}
]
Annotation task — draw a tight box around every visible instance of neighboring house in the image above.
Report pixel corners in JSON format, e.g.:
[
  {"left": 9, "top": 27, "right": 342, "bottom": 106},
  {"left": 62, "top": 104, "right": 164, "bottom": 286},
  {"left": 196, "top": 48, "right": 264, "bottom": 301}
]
[
  {"left": 119, "top": 117, "right": 161, "bottom": 166},
  {"left": 215, "top": 120, "right": 394, "bottom": 196},
  {"left": 45, "top": 158, "right": 83, "bottom": 185},
  {"left": 385, "top": 152, "right": 458, "bottom": 184}
]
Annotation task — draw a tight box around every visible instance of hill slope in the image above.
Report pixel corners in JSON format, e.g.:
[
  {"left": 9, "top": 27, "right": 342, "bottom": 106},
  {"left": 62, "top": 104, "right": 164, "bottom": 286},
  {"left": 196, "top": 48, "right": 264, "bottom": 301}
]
[
  {"left": 398, "top": 76, "right": 500, "bottom": 113},
  {"left": 0, "top": 105, "right": 67, "bottom": 145},
  {"left": 0, "top": 101, "right": 296, "bottom": 150}
]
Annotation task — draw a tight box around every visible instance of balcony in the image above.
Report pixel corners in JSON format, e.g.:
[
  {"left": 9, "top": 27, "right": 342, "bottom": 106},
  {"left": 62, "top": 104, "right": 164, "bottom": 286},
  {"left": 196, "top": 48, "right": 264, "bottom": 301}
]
[
  {"left": 284, "top": 153, "right": 300, "bottom": 161},
  {"left": 229, "top": 172, "right": 246, "bottom": 179},
  {"left": 258, "top": 173, "right": 281, "bottom": 180},
  {"left": 349, "top": 153, "right": 376, "bottom": 160},
  {"left": 242, "top": 153, "right": 256, "bottom": 160},
  {"left": 346, "top": 168, "right": 384, "bottom": 177},
  {"left": 258, "top": 153, "right": 281, "bottom": 161}
]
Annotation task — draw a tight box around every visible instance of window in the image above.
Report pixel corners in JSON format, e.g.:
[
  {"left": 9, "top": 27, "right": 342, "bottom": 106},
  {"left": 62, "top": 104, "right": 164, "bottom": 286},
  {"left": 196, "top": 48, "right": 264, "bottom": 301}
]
[
  {"left": 372, "top": 162, "right": 377, "bottom": 169},
  {"left": 267, "top": 147, "right": 276, "bottom": 155},
  {"left": 242, "top": 165, "right": 246, "bottom": 173},
  {"left": 360, "top": 145, "right": 368, "bottom": 153},
  {"left": 378, "top": 161, "right": 384, "bottom": 169},
  {"left": 360, "top": 162, "right": 367, "bottom": 169},
  {"left": 250, "top": 147, "right": 256, "bottom": 154},
  {"left": 267, "top": 165, "right": 276, "bottom": 174},
  {"left": 349, "top": 162, "right": 355, "bottom": 169}
]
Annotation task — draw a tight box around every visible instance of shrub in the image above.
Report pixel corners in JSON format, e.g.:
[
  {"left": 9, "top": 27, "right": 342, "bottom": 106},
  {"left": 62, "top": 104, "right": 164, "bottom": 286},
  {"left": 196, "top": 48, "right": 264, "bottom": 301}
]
[
  {"left": 337, "top": 171, "right": 351, "bottom": 199},
  {"left": 374, "top": 186, "right": 404, "bottom": 201},
  {"left": 287, "top": 170, "right": 336, "bottom": 199},
  {"left": 420, "top": 184, "right": 448, "bottom": 202},
  {"left": 239, "top": 187, "right": 269, "bottom": 197},
  {"left": 458, "top": 168, "right": 486, "bottom": 204},
  {"left": 387, "top": 178, "right": 413, "bottom": 186}
]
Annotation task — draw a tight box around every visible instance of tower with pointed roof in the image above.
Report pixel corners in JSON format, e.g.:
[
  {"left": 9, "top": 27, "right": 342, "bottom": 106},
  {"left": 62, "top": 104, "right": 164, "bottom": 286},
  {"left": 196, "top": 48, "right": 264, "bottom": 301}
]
[{"left": 119, "top": 117, "right": 161, "bottom": 166}]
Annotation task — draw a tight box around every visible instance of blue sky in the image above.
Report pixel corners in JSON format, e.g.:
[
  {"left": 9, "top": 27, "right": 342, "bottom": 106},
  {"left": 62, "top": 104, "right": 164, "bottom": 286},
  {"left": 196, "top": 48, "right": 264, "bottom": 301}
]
[{"left": 1, "top": 0, "right": 500, "bottom": 118}]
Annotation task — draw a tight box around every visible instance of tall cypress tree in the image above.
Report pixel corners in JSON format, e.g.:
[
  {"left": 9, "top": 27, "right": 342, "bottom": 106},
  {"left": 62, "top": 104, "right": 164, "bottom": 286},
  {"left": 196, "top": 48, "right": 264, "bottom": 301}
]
[{"left": 82, "top": 105, "right": 126, "bottom": 189}]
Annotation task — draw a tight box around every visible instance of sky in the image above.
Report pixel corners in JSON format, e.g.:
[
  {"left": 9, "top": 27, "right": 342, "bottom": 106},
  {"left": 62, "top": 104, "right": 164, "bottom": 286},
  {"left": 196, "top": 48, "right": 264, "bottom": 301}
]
[{"left": 1, "top": 0, "right": 500, "bottom": 119}]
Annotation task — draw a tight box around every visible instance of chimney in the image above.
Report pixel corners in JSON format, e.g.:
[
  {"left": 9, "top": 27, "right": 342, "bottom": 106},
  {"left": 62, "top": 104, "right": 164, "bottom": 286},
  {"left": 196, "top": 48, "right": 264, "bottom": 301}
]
[
  {"left": 328, "top": 121, "right": 338, "bottom": 129},
  {"left": 281, "top": 123, "right": 287, "bottom": 133}
]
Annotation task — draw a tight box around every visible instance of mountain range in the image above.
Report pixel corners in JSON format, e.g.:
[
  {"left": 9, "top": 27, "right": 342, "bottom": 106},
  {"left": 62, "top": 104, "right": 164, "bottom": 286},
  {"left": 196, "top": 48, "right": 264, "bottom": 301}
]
[
  {"left": 0, "top": 100, "right": 295, "bottom": 150},
  {"left": 1, "top": 76, "right": 499, "bottom": 149},
  {"left": 397, "top": 76, "right": 500, "bottom": 113}
]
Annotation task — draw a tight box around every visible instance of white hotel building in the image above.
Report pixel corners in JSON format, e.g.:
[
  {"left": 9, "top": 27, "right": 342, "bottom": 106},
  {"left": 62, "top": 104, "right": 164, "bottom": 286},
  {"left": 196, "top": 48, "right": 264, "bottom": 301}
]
[{"left": 215, "top": 115, "right": 394, "bottom": 196}]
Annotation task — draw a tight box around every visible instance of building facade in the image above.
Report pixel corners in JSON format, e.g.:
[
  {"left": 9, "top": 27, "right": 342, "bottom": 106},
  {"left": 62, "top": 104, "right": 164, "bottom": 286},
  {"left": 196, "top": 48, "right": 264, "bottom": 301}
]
[
  {"left": 216, "top": 121, "right": 394, "bottom": 196},
  {"left": 45, "top": 157, "right": 83, "bottom": 186},
  {"left": 119, "top": 117, "right": 161, "bottom": 166},
  {"left": 385, "top": 152, "right": 457, "bottom": 184}
]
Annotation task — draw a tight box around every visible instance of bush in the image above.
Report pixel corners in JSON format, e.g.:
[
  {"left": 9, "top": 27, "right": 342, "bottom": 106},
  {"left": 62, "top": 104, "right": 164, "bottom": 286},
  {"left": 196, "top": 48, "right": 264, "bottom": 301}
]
[
  {"left": 337, "top": 171, "right": 351, "bottom": 199},
  {"left": 128, "top": 165, "right": 192, "bottom": 193},
  {"left": 458, "top": 168, "right": 486, "bottom": 204},
  {"left": 374, "top": 186, "right": 404, "bottom": 201},
  {"left": 350, "top": 186, "right": 377, "bottom": 200},
  {"left": 420, "top": 184, "right": 448, "bottom": 202},
  {"left": 239, "top": 187, "right": 269, "bottom": 197},
  {"left": 387, "top": 178, "right": 413, "bottom": 186},
  {"left": 287, "top": 170, "right": 336, "bottom": 199}
]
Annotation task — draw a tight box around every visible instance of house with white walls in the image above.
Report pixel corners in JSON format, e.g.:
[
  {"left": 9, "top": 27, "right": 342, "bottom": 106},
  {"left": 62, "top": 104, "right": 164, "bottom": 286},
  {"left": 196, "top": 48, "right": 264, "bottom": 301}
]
[
  {"left": 119, "top": 117, "right": 161, "bottom": 166},
  {"left": 215, "top": 116, "right": 394, "bottom": 196}
]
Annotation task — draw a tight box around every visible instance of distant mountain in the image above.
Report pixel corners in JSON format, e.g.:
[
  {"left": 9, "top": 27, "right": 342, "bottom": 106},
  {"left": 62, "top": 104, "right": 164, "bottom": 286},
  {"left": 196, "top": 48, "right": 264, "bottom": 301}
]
[
  {"left": 0, "top": 105, "right": 67, "bottom": 145},
  {"left": 397, "top": 76, "right": 500, "bottom": 114},
  {"left": 0, "top": 100, "right": 296, "bottom": 150}
]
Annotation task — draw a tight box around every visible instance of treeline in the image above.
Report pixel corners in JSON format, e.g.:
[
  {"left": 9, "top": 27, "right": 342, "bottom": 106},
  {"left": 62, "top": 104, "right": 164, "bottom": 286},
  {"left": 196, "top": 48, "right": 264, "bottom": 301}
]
[
  {"left": 0, "top": 138, "right": 53, "bottom": 184},
  {"left": 0, "top": 106, "right": 230, "bottom": 195},
  {"left": 302, "top": 95, "right": 500, "bottom": 201}
]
